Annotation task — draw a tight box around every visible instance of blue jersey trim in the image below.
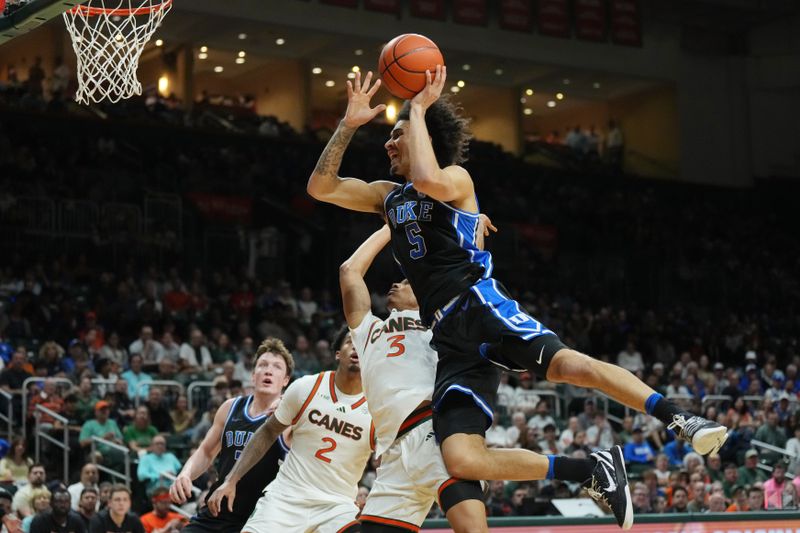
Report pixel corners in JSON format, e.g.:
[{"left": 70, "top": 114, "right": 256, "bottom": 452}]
[
  {"left": 433, "top": 197, "right": 479, "bottom": 216},
  {"left": 471, "top": 279, "right": 553, "bottom": 340},
  {"left": 221, "top": 396, "right": 240, "bottom": 446},
  {"left": 434, "top": 384, "right": 494, "bottom": 426},
  {"left": 277, "top": 434, "right": 290, "bottom": 455},
  {"left": 243, "top": 395, "right": 267, "bottom": 422}
]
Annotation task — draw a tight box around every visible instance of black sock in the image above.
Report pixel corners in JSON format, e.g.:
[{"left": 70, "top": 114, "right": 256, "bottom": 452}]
[
  {"left": 553, "top": 456, "right": 595, "bottom": 483},
  {"left": 650, "top": 396, "right": 684, "bottom": 426}
]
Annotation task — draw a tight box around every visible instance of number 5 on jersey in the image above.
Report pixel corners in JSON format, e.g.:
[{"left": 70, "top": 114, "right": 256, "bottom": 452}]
[{"left": 405, "top": 222, "right": 426, "bottom": 259}]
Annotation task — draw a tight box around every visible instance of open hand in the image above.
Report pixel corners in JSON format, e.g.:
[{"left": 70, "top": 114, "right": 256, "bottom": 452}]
[
  {"left": 411, "top": 65, "right": 446, "bottom": 110},
  {"left": 206, "top": 479, "right": 237, "bottom": 516},
  {"left": 343, "top": 71, "right": 386, "bottom": 128}
]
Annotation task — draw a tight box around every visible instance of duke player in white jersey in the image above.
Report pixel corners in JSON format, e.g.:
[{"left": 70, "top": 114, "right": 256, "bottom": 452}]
[
  {"left": 340, "top": 225, "right": 489, "bottom": 533},
  {"left": 207, "top": 332, "right": 372, "bottom": 533}
]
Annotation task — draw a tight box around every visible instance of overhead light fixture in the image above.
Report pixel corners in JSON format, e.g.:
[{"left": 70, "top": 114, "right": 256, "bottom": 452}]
[
  {"left": 238, "top": 33, "right": 247, "bottom": 40},
  {"left": 494, "top": 68, "right": 504, "bottom": 76},
  {"left": 325, "top": 80, "right": 335, "bottom": 87},
  {"left": 355, "top": 49, "right": 364, "bottom": 56},
  {"left": 520, "top": 97, "right": 527, "bottom": 104},
  {"left": 198, "top": 53, "right": 208, "bottom": 60},
  {"left": 523, "top": 108, "right": 533, "bottom": 116},
  {"left": 593, "top": 81, "right": 601, "bottom": 89},
  {"left": 214, "top": 66, "right": 224, "bottom": 73},
  {"left": 235, "top": 58, "right": 246, "bottom": 65},
  {"left": 462, "top": 64, "right": 471, "bottom": 71},
  {"left": 154, "top": 39, "right": 163, "bottom": 47},
  {"left": 352, "top": 66, "right": 360, "bottom": 72},
  {"left": 563, "top": 78, "right": 571, "bottom": 85},
  {"left": 312, "top": 67, "right": 322, "bottom": 75},
  {"left": 238, "top": 51, "right": 246, "bottom": 58},
  {"left": 450, "top": 86, "right": 460, "bottom": 93},
  {"left": 158, "top": 75, "right": 169, "bottom": 96},
  {"left": 525, "top": 88, "right": 533, "bottom": 96},
  {"left": 556, "top": 92, "right": 564, "bottom": 100},
  {"left": 200, "top": 46, "right": 208, "bottom": 53},
  {"left": 386, "top": 103, "right": 397, "bottom": 123},
  {"left": 347, "top": 72, "right": 356, "bottom": 79},
  {"left": 457, "top": 80, "right": 465, "bottom": 88},
  {"left": 275, "top": 38, "right": 285, "bottom": 46},
  {"left": 547, "top": 100, "right": 556, "bottom": 108}
]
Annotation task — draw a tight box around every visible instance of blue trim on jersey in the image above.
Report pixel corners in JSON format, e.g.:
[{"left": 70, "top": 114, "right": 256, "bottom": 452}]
[
  {"left": 433, "top": 197, "right": 479, "bottom": 216},
  {"left": 449, "top": 209, "right": 494, "bottom": 281},
  {"left": 277, "top": 434, "right": 290, "bottom": 455},
  {"left": 243, "top": 395, "right": 267, "bottom": 422},
  {"left": 471, "top": 278, "right": 553, "bottom": 341},
  {"left": 434, "top": 384, "right": 494, "bottom": 425},
  {"left": 221, "top": 397, "right": 240, "bottom": 446}
]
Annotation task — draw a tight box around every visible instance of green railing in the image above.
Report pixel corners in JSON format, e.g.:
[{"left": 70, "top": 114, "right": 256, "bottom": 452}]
[{"left": 423, "top": 510, "right": 800, "bottom": 529}]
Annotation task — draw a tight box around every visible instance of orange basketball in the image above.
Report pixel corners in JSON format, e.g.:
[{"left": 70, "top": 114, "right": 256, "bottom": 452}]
[{"left": 378, "top": 34, "right": 444, "bottom": 100}]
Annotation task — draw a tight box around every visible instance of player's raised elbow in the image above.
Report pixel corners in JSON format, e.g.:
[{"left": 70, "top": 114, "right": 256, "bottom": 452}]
[
  {"left": 338, "top": 260, "right": 358, "bottom": 281},
  {"left": 306, "top": 175, "right": 326, "bottom": 200}
]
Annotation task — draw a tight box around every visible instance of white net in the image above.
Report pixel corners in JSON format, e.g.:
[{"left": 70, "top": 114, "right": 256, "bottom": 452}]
[{"left": 62, "top": 0, "right": 172, "bottom": 104}]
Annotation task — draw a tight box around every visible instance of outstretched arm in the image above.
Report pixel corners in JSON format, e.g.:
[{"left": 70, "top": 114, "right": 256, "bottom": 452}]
[
  {"left": 406, "top": 65, "right": 474, "bottom": 204},
  {"left": 340, "top": 225, "right": 391, "bottom": 328},
  {"left": 307, "top": 71, "right": 396, "bottom": 213},
  {"left": 170, "top": 398, "right": 234, "bottom": 503},
  {"left": 206, "top": 415, "right": 288, "bottom": 515}
]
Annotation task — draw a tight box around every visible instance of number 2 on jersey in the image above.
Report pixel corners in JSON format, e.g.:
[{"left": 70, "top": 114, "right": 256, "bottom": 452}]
[
  {"left": 314, "top": 437, "right": 337, "bottom": 463},
  {"left": 405, "top": 222, "right": 427, "bottom": 259},
  {"left": 386, "top": 334, "right": 406, "bottom": 357}
]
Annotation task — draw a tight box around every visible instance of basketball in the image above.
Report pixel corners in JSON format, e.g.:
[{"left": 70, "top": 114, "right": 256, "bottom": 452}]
[{"left": 378, "top": 33, "right": 444, "bottom": 100}]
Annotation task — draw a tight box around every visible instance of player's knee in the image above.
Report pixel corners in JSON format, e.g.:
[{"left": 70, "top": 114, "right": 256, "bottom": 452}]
[{"left": 442, "top": 442, "right": 486, "bottom": 480}]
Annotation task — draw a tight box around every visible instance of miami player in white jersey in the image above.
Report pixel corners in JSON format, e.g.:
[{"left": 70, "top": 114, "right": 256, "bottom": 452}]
[
  {"left": 340, "top": 224, "right": 489, "bottom": 532},
  {"left": 206, "top": 331, "right": 372, "bottom": 533}
]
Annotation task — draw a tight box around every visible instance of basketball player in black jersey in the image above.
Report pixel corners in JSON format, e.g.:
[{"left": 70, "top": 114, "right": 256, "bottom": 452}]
[
  {"left": 307, "top": 68, "right": 728, "bottom": 529},
  {"left": 169, "top": 338, "right": 293, "bottom": 533}
]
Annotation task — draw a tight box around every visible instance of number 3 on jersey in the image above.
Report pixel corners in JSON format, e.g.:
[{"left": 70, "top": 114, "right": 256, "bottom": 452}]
[
  {"left": 315, "top": 437, "right": 337, "bottom": 463},
  {"left": 386, "top": 334, "right": 405, "bottom": 357},
  {"left": 405, "top": 222, "right": 427, "bottom": 259}
]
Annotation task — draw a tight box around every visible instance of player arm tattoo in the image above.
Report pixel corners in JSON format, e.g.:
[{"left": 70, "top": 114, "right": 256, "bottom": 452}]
[
  {"left": 225, "top": 416, "right": 288, "bottom": 483},
  {"left": 308, "top": 121, "right": 357, "bottom": 191}
]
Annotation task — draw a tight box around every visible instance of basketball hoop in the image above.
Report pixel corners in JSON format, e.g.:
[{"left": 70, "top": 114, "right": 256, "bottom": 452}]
[{"left": 63, "top": 0, "right": 172, "bottom": 104}]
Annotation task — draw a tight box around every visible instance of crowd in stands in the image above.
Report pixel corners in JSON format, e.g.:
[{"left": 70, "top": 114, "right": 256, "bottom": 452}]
[
  {"left": 0, "top": 47, "right": 799, "bottom": 524},
  {"left": 0, "top": 254, "right": 799, "bottom": 522}
]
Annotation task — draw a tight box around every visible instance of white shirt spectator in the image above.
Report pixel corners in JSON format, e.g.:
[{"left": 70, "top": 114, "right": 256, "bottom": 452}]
[
  {"left": 297, "top": 300, "right": 317, "bottom": 323},
  {"left": 496, "top": 377, "right": 515, "bottom": 410},
  {"left": 179, "top": 343, "right": 212, "bottom": 370},
  {"left": 786, "top": 434, "right": 800, "bottom": 472},
  {"left": 617, "top": 345, "right": 645, "bottom": 373},
  {"left": 528, "top": 413, "right": 557, "bottom": 432},
  {"left": 666, "top": 383, "right": 691, "bottom": 397},
  {"left": 129, "top": 338, "right": 165, "bottom": 365},
  {"left": 587, "top": 422, "right": 616, "bottom": 450},
  {"left": 607, "top": 125, "right": 623, "bottom": 148},
  {"left": 485, "top": 422, "right": 509, "bottom": 448},
  {"left": 67, "top": 481, "right": 97, "bottom": 510},
  {"left": 512, "top": 388, "right": 540, "bottom": 415}
]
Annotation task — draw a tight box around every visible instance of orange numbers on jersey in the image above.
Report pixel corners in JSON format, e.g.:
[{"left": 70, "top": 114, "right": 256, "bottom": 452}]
[
  {"left": 314, "top": 437, "right": 337, "bottom": 463},
  {"left": 386, "top": 334, "right": 406, "bottom": 357}
]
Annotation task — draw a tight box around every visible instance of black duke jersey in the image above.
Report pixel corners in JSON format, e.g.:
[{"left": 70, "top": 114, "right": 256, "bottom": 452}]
[
  {"left": 384, "top": 182, "right": 492, "bottom": 324},
  {"left": 205, "top": 395, "right": 286, "bottom": 520}
]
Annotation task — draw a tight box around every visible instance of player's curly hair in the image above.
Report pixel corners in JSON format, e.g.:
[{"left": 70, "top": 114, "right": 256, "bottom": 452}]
[
  {"left": 332, "top": 324, "right": 351, "bottom": 353},
  {"left": 399, "top": 95, "right": 472, "bottom": 167},
  {"left": 255, "top": 337, "right": 295, "bottom": 377}
]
